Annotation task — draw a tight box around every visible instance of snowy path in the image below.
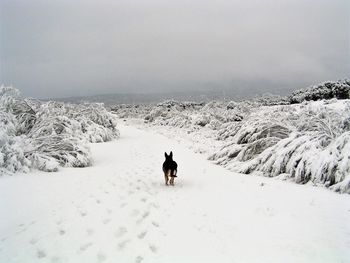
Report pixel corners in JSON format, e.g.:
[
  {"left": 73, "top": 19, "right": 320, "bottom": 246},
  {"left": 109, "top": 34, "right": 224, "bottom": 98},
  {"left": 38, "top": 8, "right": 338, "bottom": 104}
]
[{"left": 1, "top": 124, "right": 350, "bottom": 263}]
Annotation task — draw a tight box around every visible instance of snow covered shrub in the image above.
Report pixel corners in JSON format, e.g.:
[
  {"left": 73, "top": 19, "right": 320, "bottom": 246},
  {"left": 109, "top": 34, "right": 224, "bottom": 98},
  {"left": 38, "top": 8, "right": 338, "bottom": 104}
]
[
  {"left": 0, "top": 86, "right": 20, "bottom": 111},
  {"left": 34, "top": 101, "right": 120, "bottom": 143},
  {"left": 29, "top": 153, "right": 60, "bottom": 172},
  {"left": 111, "top": 104, "right": 153, "bottom": 119},
  {"left": 0, "top": 86, "right": 119, "bottom": 175},
  {"left": 193, "top": 114, "right": 211, "bottom": 127},
  {"left": 143, "top": 100, "right": 205, "bottom": 128},
  {"left": 253, "top": 94, "right": 290, "bottom": 106},
  {"left": 0, "top": 112, "right": 31, "bottom": 174},
  {"left": 28, "top": 116, "right": 81, "bottom": 139},
  {"left": 0, "top": 86, "right": 37, "bottom": 135},
  {"left": 31, "top": 136, "right": 91, "bottom": 168},
  {"left": 290, "top": 80, "right": 350, "bottom": 104},
  {"left": 0, "top": 88, "right": 32, "bottom": 174},
  {"left": 0, "top": 134, "right": 31, "bottom": 174},
  {"left": 211, "top": 100, "right": 350, "bottom": 193}
]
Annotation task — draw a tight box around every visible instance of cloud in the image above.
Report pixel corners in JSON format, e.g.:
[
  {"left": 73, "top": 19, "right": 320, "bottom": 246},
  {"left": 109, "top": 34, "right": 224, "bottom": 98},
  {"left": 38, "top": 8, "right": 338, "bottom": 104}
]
[{"left": 1, "top": 0, "right": 349, "bottom": 98}]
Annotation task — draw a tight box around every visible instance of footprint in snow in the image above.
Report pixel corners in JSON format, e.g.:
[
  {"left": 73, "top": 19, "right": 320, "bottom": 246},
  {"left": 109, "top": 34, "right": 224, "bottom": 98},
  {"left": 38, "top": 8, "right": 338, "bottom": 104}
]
[
  {"left": 114, "top": 227, "right": 127, "bottom": 238},
  {"left": 86, "top": 229, "right": 94, "bottom": 236},
  {"left": 117, "top": 240, "right": 130, "bottom": 251},
  {"left": 51, "top": 256, "right": 62, "bottom": 263},
  {"left": 15, "top": 228, "right": 27, "bottom": 234},
  {"left": 79, "top": 242, "right": 93, "bottom": 252},
  {"left": 151, "top": 221, "right": 159, "bottom": 228},
  {"left": 29, "top": 238, "right": 38, "bottom": 245},
  {"left": 102, "top": 218, "right": 111, "bottom": 225},
  {"left": 150, "top": 203, "right": 159, "bottom": 209},
  {"left": 79, "top": 211, "right": 87, "bottom": 217},
  {"left": 149, "top": 245, "right": 158, "bottom": 253},
  {"left": 136, "top": 211, "right": 150, "bottom": 224},
  {"left": 37, "top": 249, "right": 47, "bottom": 259},
  {"left": 137, "top": 231, "right": 147, "bottom": 239},
  {"left": 97, "top": 252, "right": 107, "bottom": 262},
  {"left": 135, "top": 256, "right": 144, "bottom": 263},
  {"left": 143, "top": 211, "right": 150, "bottom": 218}
]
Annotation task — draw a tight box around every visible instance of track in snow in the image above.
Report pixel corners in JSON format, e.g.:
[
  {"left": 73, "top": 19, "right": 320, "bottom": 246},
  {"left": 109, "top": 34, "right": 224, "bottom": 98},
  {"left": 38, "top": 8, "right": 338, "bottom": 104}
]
[{"left": 0, "top": 124, "right": 349, "bottom": 263}]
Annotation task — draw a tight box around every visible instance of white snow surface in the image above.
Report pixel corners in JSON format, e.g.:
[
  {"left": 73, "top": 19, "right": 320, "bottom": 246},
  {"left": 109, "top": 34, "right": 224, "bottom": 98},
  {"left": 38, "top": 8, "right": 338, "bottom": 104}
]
[{"left": 1, "top": 124, "right": 350, "bottom": 263}]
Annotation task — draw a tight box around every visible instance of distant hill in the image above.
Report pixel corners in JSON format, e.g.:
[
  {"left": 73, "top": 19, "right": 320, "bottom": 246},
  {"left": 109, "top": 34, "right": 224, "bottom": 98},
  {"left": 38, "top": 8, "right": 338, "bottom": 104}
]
[{"left": 49, "top": 86, "right": 295, "bottom": 105}]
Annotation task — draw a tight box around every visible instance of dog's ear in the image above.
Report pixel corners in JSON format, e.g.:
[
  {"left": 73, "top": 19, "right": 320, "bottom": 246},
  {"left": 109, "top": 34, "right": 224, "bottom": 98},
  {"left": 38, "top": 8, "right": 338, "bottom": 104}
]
[
  {"left": 170, "top": 151, "right": 173, "bottom": 158},
  {"left": 164, "top": 152, "right": 168, "bottom": 158}
]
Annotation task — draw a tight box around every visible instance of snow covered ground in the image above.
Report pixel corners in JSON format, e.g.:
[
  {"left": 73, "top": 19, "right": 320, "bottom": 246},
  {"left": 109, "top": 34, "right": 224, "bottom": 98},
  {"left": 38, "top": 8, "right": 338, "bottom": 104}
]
[{"left": 1, "top": 124, "right": 350, "bottom": 263}]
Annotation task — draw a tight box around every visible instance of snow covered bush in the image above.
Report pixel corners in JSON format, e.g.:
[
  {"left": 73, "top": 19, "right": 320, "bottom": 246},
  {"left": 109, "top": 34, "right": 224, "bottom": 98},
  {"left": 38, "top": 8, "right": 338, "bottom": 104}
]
[
  {"left": 210, "top": 100, "right": 350, "bottom": 193},
  {"left": 33, "top": 101, "right": 120, "bottom": 143},
  {"left": 0, "top": 86, "right": 119, "bottom": 175},
  {"left": 30, "top": 136, "right": 91, "bottom": 168},
  {"left": 111, "top": 104, "right": 153, "bottom": 119},
  {"left": 142, "top": 100, "right": 206, "bottom": 128},
  {"left": 0, "top": 116, "right": 31, "bottom": 174},
  {"left": 290, "top": 80, "right": 350, "bottom": 104}
]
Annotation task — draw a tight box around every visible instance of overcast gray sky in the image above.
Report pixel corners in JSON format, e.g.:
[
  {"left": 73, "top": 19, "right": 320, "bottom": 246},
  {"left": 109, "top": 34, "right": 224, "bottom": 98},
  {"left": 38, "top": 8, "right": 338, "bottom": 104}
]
[{"left": 0, "top": 0, "right": 349, "bottom": 98}]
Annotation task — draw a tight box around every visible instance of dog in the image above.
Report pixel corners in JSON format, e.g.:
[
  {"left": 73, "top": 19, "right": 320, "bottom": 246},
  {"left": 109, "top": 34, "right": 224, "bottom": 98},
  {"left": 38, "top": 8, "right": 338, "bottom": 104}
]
[{"left": 163, "top": 151, "right": 178, "bottom": 186}]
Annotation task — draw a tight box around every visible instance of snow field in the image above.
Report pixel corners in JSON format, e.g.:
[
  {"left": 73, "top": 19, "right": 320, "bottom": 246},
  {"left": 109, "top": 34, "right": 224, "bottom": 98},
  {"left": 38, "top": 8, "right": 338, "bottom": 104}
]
[{"left": 1, "top": 124, "right": 349, "bottom": 263}]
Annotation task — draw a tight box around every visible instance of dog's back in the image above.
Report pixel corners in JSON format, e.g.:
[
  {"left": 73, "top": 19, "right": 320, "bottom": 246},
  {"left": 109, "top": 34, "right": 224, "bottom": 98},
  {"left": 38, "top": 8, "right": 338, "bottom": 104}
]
[
  {"left": 163, "top": 151, "right": 177, "bottom": 177},
  {"left": 163, "top": 160, "right": 177, "bottom": 177}
]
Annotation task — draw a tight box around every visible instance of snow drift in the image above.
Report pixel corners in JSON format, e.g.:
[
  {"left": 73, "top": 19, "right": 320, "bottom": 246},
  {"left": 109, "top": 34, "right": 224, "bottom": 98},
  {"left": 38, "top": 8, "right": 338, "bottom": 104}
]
[{"left": 0, "top": 86, "right": 120, "bottom": 175}]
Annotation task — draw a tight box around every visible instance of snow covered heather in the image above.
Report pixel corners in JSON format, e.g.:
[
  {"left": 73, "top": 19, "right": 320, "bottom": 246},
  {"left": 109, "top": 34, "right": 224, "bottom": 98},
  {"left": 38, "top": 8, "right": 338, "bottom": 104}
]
[
  {"left": 112, "top": 81, "right": 350, "bottom": 193},
  {"left": 0, "top": 86, "right": 120, "bottom": 175},
  {"left": 210, "top": 100, "right": 350, "bottom": 193}
]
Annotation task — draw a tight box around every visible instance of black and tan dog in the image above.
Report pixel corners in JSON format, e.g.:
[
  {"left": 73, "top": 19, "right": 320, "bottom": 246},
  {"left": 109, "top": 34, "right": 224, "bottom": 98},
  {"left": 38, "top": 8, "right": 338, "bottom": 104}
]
[{"left": 163, "top": 151, "right": 178, "bottom": 186}]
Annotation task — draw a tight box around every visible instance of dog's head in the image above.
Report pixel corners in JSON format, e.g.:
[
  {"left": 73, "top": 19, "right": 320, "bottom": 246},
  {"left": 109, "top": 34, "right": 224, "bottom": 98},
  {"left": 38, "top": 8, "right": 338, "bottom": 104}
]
[{"left": 164, "top": 151, "right": 173, "bottom": 161}]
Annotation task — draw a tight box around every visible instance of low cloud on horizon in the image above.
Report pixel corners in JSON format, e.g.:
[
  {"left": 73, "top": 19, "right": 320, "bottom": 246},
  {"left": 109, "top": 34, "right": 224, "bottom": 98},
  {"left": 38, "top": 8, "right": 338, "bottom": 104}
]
[{"left": 1, "top": 0, "right": 349, "bottom": 99}]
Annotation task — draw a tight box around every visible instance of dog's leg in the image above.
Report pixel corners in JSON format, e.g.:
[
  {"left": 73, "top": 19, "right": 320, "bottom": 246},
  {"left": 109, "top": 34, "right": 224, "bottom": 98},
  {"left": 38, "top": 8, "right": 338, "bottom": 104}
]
[
  {"left": 170, "top": 170, "right": 176, "bottom": 186},
  {"left": 167, "top": 171, "right": 171, "bottom": 185},
  {"left": 164, "top": 174, "right": 168, "bottom": 185},
  {"left": 165, "top": 170, "right": 171, "bottom": 186}
]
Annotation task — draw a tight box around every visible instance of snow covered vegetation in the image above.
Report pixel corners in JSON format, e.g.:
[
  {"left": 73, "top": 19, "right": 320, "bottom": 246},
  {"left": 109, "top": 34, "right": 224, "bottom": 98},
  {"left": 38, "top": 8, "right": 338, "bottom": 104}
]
[
  {"left": 290, "top": 79, "right": 350, "bottom": 103},
  {"left": 209, "top": 100, "right": 350, "bottom": 194},
  {"left": 0, "top": 86, "right": 119, "bottom": 175},
  {"left": 113, "top": 80, "right": 350, "bottom": 193}
]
